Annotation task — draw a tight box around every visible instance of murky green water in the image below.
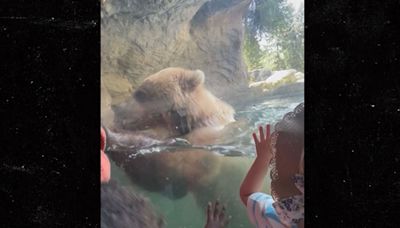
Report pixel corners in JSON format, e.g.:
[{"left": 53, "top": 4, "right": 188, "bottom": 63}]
[{"left": 110, "top": 94, "right": 303, "bottom": 228}]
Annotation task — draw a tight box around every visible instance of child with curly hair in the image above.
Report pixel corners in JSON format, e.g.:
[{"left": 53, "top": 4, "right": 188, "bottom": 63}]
[{"left": 240, "top": 103, "right": 304, "bottom": 228}]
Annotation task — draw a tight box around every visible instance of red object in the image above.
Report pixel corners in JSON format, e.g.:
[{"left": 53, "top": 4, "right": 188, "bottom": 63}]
[{"left": 101, "top": 127, "right": 111, "bottom": 183}]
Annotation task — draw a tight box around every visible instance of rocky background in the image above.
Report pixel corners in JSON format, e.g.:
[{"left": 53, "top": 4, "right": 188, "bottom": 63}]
[
  {"left": 248, "top": 68, "right": 304, "bottom": 92},
  {"left": 100, "top": 0, "right": 304, "bottom": 126},
  {"left": 101, "top": 0, "right": 252, "bottom": 107}
]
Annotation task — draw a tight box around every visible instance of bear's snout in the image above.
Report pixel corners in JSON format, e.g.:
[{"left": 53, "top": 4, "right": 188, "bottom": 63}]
[{"left": 169, "top": 109, "right": 191, "bottom": 135}]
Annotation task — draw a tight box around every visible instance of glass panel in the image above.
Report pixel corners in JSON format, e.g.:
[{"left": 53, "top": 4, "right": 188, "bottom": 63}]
[{"left": 101, "top": 0, "right": 304, "bottom": 227}]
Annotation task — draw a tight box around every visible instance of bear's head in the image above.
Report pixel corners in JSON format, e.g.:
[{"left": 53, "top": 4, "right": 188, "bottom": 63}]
[{"left": 133, "top": 67, "right": 235, "bottom": 136}]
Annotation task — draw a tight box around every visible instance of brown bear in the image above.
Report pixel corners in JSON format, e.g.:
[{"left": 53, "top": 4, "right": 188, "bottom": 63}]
[
  {"left": 113, "top": 67, "right": 235, "bottom": 145},
  {"left": 108, "top": 67, "right": 236, "bottom": 196},
  {"left": 106, "top": 67, "right": 253, "bottom": 225}
]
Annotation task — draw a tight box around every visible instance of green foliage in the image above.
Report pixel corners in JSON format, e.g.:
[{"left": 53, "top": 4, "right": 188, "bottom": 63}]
[
  {"left": 243, "top": 33, "right": 264, "bottom": 70},
  {"left": 245, "top": 0, "right": 293, "bottom": 36},
  {"left": 243, "top": 0, "right": 304, "bottom": 73}
]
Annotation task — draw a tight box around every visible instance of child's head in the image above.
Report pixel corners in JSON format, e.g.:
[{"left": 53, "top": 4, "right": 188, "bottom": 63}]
[
  {"left": 268, "top": 103, "right": 304, "bottom": 227},
  {"left": 270, "top": 103, "right": 304, "bottom": 200}
]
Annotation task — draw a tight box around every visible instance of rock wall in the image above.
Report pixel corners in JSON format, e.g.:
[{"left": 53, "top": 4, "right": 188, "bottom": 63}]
[{"left": 101, "top": 0, "right": 251, "bottom": 104}]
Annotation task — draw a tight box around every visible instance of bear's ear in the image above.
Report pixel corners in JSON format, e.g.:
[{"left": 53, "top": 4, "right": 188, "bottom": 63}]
[{"left": 182, "top": 69, "right": 205, "bottom": 91}]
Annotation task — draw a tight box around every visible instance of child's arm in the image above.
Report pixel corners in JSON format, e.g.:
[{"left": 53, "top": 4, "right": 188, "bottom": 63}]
[{"left": 240, "top": 125, "right": 273, "bottom": 205}]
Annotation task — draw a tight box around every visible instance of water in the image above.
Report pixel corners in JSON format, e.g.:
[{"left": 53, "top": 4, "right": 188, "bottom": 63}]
[{"left": 109, "top": 94, "right": 303, "bottom": 228}]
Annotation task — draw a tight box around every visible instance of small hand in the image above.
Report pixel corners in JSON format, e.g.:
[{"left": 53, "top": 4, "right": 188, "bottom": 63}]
[
  {"left": 252, "top": 124, "right": 273, "bottom": 160},
  {"left": 205, "top": 201, "right": 230, "bottom": 228}
]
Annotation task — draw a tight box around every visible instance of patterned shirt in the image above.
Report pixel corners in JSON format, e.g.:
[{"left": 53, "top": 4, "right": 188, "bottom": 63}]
[{"left": 246, "top": 192, "right": 287, "bottom": 228}]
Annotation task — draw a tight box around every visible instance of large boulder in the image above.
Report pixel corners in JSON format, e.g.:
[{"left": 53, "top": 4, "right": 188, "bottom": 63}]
[
  {"left": 248, "top": 68, "right": 272, "bottom": 81},
  {"left": 101, "top": 181, "right": 165, "bottom": 228},
  {"left": 101, "top": 84, "right": 115, "bottom": 127},
  {"left": 249, "top": 69, "right": 304, "bottom": 92},
  {"left": 101, "top": 0, "right": 251, "bottom": 104}
]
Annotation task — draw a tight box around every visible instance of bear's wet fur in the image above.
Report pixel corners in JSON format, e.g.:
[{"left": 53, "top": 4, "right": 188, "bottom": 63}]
[
  {"left": 114, "top": 67, "right": 235, "bottom": 143},
  {"left": 108, "top": 68, "right": 235, "bottom": 200}
]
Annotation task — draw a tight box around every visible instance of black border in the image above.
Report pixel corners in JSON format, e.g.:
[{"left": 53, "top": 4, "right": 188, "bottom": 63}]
[
  {"left": 1, "top": 1, "right": 100, "bottom": 226},
  {"left": 306, "top": 0, "right": 400, "bottom": 227},
  {"left": 2, "top": 0, "right": 400, "bottom": 227}
]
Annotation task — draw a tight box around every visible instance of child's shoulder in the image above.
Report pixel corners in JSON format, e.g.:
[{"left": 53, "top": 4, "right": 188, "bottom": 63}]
[{"left": 247, "top": 192, "right": 286, "bottom": 228}]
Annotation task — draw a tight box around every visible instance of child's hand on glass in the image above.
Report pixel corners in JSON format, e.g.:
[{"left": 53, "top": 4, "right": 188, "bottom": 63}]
[
  {"left": 252, "top": 124, "right": 273, "bottom": 161},
  {"left": 204, "top": 200, "right": 230, "bottom": 228}
]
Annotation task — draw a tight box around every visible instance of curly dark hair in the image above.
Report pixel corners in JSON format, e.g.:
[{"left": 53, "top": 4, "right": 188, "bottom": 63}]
[
  {"left": 270, "top": 102, "right": 304, "bottom": 200},
  {"left": 101, "top": 181, "right": 165, "bottom": 228}
]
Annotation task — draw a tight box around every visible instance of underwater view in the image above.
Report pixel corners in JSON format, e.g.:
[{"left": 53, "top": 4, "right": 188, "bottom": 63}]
[
  {"left": 101, "top": 0, "right": 304, "bottom": 227},
  {"left": 108, "top": 94, "right": 303, "bottom": 228}
]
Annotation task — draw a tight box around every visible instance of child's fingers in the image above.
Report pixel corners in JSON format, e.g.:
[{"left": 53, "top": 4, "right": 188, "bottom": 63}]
[
  {"left": 252, "top": 132, "right": 259, "bottom": 144},
  {"left": 259, "top": 126, "right": 264, "bottom": 141},
  {"left": 207, "top": 202, "right": 213, "bottom": 221},
  {"left": 218, "top": 211, "right": 225, "bottom": 224},
  {"left": 213, "top": 200, "right": 220, "bottom": 219},
  {"left": 266, "top": 124, "right": 271, "bottom": 140},
  {"left": 218, "top": 205, "right": 226, "bottom": 220}
]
